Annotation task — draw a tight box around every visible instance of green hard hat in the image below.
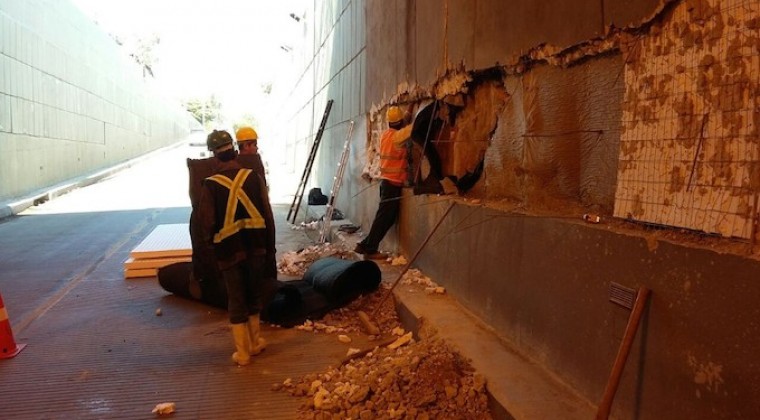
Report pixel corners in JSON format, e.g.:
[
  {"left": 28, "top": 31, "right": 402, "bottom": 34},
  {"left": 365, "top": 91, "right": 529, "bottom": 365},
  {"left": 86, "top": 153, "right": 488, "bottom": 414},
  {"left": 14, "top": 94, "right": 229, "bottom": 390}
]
[{"left": 206, "top": 130, "right": 233, "bottom": 151}]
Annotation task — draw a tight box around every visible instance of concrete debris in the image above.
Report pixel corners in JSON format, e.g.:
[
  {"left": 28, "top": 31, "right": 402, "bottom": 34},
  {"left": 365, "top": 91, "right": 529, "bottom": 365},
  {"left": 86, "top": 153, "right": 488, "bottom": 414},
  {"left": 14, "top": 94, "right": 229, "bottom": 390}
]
[
  {"left": 391, "top": 326, "right": 405, "bottom": 336},
  {"left": 338, "top": 335, "right": 352, "bottom": 343},
  {"left": 434, "top": 66, "right": 473, "bottom": 99},
  {"left": 346, "top": 347, "right": 361, "bottom": 357},
  {"left": 276, "top": 337, "right": 492, "bottom": 419},
  {"left": 425, "top": 286, "right": 446, "bottom": 295},
  {"left": 277, "top": 243, "right": 355, "bottom": 277},
  {"left": 291, "top": 221, "right": 320, "bottom": 231},
  {"left": 293, "top": 285, "right": 402, "bottom": 338},
  {"left": 387, "top": 332, "right": 413, "bottom": 350},
  {"left": 297, "top": 319, "right": 348, "bottom": 335},
  {"left": 401, "top": 268, "right": 444, "bottom": 293},
  {"left": 151, "top": 402, "right": 176, "bottom": 415},
  {"left": 390, "top": 255, "right": 407, "bottom": 266}
]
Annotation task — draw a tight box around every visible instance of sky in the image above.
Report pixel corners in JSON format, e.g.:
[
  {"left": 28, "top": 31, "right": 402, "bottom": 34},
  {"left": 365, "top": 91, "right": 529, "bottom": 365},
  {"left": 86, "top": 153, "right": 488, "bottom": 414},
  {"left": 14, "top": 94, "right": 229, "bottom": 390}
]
[{"left": 70, "top": 0, "right": 301, "bottom": 124}]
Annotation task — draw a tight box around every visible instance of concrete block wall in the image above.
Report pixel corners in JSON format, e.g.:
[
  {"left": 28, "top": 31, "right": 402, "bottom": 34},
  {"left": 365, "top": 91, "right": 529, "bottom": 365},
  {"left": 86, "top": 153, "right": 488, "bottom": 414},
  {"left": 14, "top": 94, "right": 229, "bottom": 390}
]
[
  {"left": 271, "top": 0, "right": 370, "bottom": 227},
  {"left": 0, "top": 0, "right": 193, "bottom": 202}
]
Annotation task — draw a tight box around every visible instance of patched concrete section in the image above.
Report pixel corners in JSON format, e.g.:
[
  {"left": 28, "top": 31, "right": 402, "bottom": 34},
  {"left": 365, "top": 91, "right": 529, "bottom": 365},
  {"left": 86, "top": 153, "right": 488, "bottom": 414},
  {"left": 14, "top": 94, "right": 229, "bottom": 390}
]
[
  {"left": 615, "top": 0, "right": 760, "bottom": 239},
  {"left": 485, "top": 56, "right": 624, "bottom": 212}
]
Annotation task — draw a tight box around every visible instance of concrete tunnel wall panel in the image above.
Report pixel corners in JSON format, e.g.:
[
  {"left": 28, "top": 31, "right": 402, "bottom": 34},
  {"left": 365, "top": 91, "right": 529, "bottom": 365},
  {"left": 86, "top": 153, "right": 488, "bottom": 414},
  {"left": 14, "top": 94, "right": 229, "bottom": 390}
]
[
  {"left": 402, "top": 199, "right": 760, "bottom": 419},
  {"left": 0, "top": 0, "right": 194, "bottom": 203}
]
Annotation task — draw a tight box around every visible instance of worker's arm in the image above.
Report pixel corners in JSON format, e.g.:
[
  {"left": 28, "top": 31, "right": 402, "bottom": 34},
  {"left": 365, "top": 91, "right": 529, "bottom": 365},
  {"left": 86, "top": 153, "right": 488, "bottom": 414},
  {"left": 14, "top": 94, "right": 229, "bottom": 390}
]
[{"left": 392, "top": 125, "right": 412, "bottom": 145}]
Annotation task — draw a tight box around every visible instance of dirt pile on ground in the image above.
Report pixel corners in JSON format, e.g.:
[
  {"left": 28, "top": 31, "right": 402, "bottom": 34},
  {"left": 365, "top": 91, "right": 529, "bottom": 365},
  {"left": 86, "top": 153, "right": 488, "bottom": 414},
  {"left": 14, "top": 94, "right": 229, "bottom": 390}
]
[
  {"left": 275, "top": 279, "right": 492, "bottom": 419},
  {"left": 274, "top": 335, "right": 492, "bottom": 420}
]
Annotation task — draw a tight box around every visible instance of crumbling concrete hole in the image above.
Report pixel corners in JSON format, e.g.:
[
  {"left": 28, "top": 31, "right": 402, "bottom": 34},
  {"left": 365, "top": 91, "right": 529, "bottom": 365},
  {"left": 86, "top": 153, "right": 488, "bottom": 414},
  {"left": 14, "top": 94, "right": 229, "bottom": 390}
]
[{"left": 406, "top": 71, "right": 507, "bottom": 196}]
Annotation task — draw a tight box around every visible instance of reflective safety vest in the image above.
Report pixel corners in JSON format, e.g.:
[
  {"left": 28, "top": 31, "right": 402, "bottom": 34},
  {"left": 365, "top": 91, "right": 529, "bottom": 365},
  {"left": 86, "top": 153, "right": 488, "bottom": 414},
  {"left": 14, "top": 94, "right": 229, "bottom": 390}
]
[
  {"left": 205, "top": 169, "right": 266, "bottom": 243},
  {"left": 379, "top": 128, "right": 408, "bottom": 185}
]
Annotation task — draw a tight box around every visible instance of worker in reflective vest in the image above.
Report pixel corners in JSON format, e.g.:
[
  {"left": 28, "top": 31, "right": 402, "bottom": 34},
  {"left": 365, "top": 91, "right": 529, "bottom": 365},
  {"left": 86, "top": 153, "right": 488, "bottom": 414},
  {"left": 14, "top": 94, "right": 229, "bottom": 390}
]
[
  {"left": 354, "top": 105, "right": 411, "bottom": 259},
  {"left": 198, "top": 129, "right": 276, "bottom": 366}
]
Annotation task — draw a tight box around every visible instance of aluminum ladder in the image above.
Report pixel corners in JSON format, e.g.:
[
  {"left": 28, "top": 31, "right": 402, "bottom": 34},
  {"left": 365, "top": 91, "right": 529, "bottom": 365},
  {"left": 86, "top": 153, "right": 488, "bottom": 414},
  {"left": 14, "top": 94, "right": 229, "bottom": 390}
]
[{"left": 319, "top": 120, "right": 354, "bottom": 243}]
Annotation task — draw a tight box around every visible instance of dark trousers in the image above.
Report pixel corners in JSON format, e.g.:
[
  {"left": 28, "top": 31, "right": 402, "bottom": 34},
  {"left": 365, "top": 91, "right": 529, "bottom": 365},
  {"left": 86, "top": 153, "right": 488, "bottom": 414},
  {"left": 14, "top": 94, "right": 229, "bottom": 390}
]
[
  {"left": 359, "top": 180, "right": 402, "bottom": 252},
  {"left": 222, "top": 258, "right": 266, "bottom": 324}
]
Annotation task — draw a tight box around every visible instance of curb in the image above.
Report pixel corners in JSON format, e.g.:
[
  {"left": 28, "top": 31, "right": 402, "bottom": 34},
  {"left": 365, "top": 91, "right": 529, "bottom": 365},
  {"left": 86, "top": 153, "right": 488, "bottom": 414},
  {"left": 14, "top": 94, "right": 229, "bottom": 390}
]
[{"left": 0, "top": 141, "right": 186, "bottom": 221}]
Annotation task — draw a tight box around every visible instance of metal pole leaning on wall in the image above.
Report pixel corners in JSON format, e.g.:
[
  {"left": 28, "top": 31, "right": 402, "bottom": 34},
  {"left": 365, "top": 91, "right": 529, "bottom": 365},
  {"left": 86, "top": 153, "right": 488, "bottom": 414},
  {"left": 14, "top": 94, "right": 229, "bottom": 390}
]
[{"left": 596, "top": 286, "right": 651, "bottom": 420}]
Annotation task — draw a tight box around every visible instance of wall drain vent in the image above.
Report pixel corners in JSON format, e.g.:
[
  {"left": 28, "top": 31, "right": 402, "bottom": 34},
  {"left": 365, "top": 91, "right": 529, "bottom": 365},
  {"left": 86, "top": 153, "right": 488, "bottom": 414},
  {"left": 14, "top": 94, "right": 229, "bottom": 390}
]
[{"left": 609, "top": 282, "right": 637, "bottom": 309}]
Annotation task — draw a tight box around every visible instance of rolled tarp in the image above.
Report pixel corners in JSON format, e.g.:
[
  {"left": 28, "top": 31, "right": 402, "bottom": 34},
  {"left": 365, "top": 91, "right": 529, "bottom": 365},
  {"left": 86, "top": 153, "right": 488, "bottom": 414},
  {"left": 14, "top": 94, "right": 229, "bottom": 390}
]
[
  {"left": 302, "top": 257, "right": 381, "bottom": 307},
  {"left": 157, "top": 257, "right": 381, "bottom": 327}
]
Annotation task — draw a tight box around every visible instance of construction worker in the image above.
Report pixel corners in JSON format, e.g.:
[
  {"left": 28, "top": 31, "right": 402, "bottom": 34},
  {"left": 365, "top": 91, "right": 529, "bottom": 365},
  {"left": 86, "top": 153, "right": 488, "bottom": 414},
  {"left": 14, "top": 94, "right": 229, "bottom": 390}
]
[
  {"left": 354, "top": 105, "right": 410, "bottom": 259},
  {"left": 235, "top": 125, "right": 270, "bottom": 187},
  {"left": 198, "top": 129, "right": 276, "bottom": 366},
  {"left": 235, "top": 126, "right": 259, "bottom": 156}
]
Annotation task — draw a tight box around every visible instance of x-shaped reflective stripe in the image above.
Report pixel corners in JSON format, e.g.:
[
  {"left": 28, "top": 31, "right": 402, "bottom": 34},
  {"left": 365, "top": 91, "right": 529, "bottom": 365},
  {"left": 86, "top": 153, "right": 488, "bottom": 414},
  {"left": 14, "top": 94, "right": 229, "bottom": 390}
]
[{"left": 207, "top": 169, "right": 265, "bottom": 243}]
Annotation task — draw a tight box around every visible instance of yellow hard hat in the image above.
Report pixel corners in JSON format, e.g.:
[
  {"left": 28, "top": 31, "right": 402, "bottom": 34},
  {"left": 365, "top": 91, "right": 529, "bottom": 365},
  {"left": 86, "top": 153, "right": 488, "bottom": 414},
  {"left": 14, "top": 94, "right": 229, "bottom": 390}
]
[
  {"left": 235, "top": 126, "right": 258, "bottom": 142},
  {"left": 386, "top": 106, "right": 403, "bottom": 124}
]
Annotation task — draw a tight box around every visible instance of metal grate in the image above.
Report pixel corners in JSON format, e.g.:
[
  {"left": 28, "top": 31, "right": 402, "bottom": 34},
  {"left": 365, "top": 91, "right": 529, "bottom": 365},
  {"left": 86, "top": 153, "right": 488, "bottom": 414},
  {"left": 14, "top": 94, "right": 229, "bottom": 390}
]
[{"left": 609, "top": 282, "right": 637, "bottom": 309}]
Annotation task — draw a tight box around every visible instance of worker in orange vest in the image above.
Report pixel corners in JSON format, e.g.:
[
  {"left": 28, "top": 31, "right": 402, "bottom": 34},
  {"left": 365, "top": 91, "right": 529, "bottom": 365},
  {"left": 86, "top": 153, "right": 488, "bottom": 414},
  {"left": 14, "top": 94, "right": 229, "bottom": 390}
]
[{"left": 354, "top": 105, "right": 410, "bottom": 259}]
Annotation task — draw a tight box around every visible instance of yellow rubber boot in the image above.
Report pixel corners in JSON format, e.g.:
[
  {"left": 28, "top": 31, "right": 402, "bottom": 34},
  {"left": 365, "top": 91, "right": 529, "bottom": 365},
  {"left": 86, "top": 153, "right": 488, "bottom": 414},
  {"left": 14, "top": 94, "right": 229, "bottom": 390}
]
[
  {"left": 248, "top": 313, "right": 267, "bottom": 356},
  {"left": 231, "top": 323, "right": 251, "bottom": 366}
]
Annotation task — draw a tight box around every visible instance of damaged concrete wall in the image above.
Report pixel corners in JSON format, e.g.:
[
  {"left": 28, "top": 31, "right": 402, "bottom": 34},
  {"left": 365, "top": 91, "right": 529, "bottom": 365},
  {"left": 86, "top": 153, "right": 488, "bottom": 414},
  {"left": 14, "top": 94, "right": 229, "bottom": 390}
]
[
  {"left": 368, "top": 0, "right": 662, "bottom": 106},
  {"left": 614, "top": 0, "right": 760, "bottom": 239},
  {"left": 277, "top": 0, "right": 760, "bottom": 417}
]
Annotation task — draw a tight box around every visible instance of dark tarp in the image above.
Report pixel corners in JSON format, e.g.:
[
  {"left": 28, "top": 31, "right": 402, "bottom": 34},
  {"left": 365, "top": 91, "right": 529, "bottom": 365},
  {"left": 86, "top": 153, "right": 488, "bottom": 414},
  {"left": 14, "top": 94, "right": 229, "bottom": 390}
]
[
  {"left": 158, "top": 257, "right": 381, "bottom": 328},
  {"left": 302, "top": 257, "right": 381, "bottom": 306}
]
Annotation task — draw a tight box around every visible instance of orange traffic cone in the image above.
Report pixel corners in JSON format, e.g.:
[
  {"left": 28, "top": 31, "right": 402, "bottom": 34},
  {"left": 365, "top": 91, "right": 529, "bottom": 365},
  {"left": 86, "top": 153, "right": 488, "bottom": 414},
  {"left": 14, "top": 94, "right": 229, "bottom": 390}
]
[{"left": 0, "top": 292, "right": 26, "bottom": 359}]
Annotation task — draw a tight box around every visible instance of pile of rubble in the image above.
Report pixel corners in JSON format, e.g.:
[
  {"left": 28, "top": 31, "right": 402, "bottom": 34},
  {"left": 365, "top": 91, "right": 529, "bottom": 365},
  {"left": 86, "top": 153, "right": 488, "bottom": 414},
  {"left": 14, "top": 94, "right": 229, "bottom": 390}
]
[
  {"left": 274, "top": 268, "right": 493, "bottom": 419},
  {"left": 274, "top": 334, "right": 492, "bottom": 419},
  {"left": 295, "top": 284, "right": 399, "bottom": 337}
]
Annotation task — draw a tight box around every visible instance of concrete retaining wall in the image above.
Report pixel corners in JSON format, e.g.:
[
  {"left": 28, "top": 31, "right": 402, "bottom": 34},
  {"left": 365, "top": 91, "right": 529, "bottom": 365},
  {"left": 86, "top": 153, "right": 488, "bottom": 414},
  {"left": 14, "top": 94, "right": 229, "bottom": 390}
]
[
  {"left": 401, "top": 197, "right": 760, "bottom": 419},
  {"left": 273, "top": 0, "right": 760, "bottom": 417},
  {"left": 0, "top": 0, "right": 194, "bottom": 202}
]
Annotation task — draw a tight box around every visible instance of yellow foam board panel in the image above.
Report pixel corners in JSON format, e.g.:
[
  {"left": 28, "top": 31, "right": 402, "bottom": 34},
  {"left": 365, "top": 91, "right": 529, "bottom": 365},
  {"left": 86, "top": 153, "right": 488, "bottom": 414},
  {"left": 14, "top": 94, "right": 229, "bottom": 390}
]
[
  {"left": 130, "top": 224, "right": 192, "bottom": 259},
  {"left": 123, "top": 256, "right": 191, "bottom": 270},
  {"left": 124, "top": 268, "right": 157, "bottom": 279}
]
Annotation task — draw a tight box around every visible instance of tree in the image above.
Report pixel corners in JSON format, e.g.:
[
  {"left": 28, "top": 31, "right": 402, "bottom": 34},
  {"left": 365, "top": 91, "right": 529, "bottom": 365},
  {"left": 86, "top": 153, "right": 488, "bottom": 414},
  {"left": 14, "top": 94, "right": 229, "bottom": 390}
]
[
  {"left": 233, "top": 114, "right": 258, "bottom": 132},
  {"left": 183, "top": 95, "right": 222, "bottom": 127},
  {"left": 128, "top": 34, "right": 160, "bottom": 78}
]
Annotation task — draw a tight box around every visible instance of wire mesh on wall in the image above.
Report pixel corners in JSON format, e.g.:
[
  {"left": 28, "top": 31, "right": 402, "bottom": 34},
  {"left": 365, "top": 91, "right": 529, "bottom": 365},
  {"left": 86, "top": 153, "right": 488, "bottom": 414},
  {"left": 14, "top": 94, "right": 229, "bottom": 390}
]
[{"left": 614, "top": 0, "right": 760, "bottom": 239}]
